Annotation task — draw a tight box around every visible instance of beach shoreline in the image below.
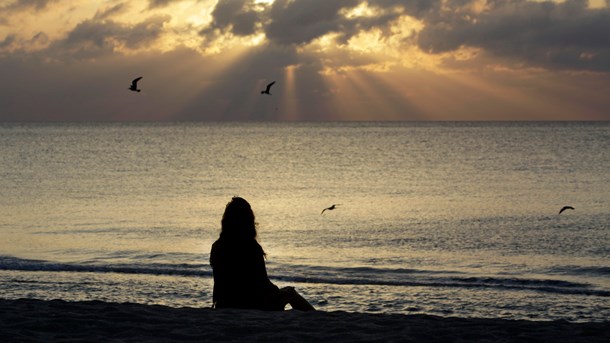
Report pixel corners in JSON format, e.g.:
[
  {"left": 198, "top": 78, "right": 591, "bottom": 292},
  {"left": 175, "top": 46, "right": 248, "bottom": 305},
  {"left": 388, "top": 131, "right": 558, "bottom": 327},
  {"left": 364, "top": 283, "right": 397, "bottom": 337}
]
[{"left": 1, "top": 298, "right": 608, "bottom": 342}]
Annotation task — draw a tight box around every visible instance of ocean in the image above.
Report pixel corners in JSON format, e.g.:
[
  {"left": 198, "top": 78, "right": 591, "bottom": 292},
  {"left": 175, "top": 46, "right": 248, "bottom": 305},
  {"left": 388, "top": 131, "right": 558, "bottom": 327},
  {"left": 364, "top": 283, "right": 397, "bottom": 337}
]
[{"left": 0, "top": 122, "right": 608, "bottom": 322}]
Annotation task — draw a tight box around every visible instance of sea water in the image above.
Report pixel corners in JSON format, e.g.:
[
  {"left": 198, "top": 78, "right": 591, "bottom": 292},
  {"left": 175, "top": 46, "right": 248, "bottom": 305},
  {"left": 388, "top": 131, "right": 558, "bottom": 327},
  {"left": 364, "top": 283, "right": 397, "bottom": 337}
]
[{"left": 0, "top": 122, "right": 608, "bottom": 322}]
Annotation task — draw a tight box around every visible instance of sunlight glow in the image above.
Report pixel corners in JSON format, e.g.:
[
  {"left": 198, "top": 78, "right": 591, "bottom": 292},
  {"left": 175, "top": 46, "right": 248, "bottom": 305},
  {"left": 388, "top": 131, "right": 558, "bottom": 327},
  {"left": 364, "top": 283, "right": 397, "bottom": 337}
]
[
  {"left": 201, "top": 32, "right": 265, "bottom": 55},
  {"left": 303, "top": 33, "right": 343, "bottom": 54},
  {"left": 1, "top": 0, "right": 607, "bottom": 121},
  {"left": 172, "top": 46, "right": 255, "bottom": 120},
  {"left": 318, "top": 73, "right": 364, "bottom": 120},
  {"left": 345, "top": 71, "right": 406, "bottom": 120},
  {"left": 281, "top": 64, "right": 300, "bottom": 120},
  {"left": 347, "top": 29, "right": 385, "bottom": 53},
  {"left": 340, "top": 2, "right": 379, "bottom": 19},
  {"left": 0, "top": 1, "right": 96, "bottom": 47},
  {"left": 589, "top": 0, "right": 607, "bottom": 8},
  {"left": 320, "top": 70, "right": 405, "bottom": 120}
]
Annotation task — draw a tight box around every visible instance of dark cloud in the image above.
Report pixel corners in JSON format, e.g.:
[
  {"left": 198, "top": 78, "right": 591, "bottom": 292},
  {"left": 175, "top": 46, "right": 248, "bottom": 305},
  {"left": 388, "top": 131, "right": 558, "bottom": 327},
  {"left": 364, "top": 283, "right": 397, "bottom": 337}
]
[
  {"left": 0, "top": 32, "right": 50, "bottom": 54},
  {"left": 264, "top": 0, "right": 358, "bottom": 45},
  {"left": 370, "top": 0, "right": 441, "bottom": 19},
  {"left": 2, "top": 0, "right": 59, "bottom": 11},
  {"left": 202, "top": 0, "right": 415, "bottom": 46},
  {"left": 147, "top": 0, "right": 193, "bottom": 9},
  {"left": 32, "top": 32, "right": 48, "bottom": 41},
  {"left": 2, "top": 0, "right": 610, "bottom": 122},
  {"left": 202, "top": 0, "right": 265, "bottom": 37},
  {"left": 94, "top": 3, "right": 128, "bottom": 20},
  {"left": 49, "top": 15, "right": 171, "bottom": 59},
  {"left": 0, "top": 0, "right": 60, "bottom": 24},
  {"left": 201, "top": 0, "right": 610, "bottom": 72},
  {"left": 148, "top": 0, "right": 176, "bottom": 8},
  {"left": 0, "top": 34, "right": 16, "bottom": 50},
  {"left": 417, "top": 0, "right": 610, "bottom": 71},
  {"left": 263, "top": 0, "right": 430, "bottom": 46}
]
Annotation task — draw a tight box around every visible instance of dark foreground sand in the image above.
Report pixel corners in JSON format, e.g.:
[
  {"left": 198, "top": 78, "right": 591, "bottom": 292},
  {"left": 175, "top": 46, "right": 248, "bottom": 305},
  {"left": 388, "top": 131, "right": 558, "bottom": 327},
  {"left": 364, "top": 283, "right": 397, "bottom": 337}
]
[{"left": 1, "top": 299, "right": 608, "bottom": 342}]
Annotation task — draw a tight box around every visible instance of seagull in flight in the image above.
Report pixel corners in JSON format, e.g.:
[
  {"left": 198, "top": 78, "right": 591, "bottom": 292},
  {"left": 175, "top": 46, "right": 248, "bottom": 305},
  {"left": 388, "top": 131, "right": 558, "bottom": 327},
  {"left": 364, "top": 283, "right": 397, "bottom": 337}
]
[
  {"left": 321, "top": 204, "right": 340, "bottom": 214},
  {"left": 261, "top": 81, "right": 275, "bottom": 95},
  {"left": 129, "top": 77, "right": 143, "bottom": 92},
  {"left": 559, "top": 206, "right": 574, "bottom": 215}
]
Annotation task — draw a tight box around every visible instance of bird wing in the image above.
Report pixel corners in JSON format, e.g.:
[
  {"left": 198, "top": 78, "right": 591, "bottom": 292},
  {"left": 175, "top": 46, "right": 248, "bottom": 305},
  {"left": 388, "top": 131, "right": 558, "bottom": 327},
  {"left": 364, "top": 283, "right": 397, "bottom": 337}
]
[
  {"left": 266, "top": 81, "right": 275, "bottom": 91},
  {"left": 321, "top": 209, "right": 326, "bottom": 214},
  {"left": 559, "top": 206, "right": 574, "bottom": 214},
  {"left": 132, "top": 77, "right": 143, "bottom": 86}
]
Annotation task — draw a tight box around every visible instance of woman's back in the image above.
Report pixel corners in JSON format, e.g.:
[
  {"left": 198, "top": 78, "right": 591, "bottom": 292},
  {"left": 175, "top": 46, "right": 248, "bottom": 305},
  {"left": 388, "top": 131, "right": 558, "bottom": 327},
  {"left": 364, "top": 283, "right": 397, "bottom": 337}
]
[
  {"left": 210, "top": 238, "right": 283, "bottom": 310},
  {"left": 210, "top": 197, "right": 314, "bottom": 311}
]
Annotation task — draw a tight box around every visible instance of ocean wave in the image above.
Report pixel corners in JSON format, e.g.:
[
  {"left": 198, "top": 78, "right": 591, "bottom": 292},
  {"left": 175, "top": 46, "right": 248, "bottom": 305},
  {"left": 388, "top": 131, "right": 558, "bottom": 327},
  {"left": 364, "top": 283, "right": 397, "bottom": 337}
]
[
  {"left": 270, "top": 265, "right": 610, "bottom": 297},
  {"left": 0, "top": 256, "right": 212, "bottom": 278},
  {"left": 546, "top": 265, "right": 610, "bottom": 277},
  {"left": 1, "top": 256, "right": 608, "bottom": 297},
  {"left": 276, "top": 275, "right": 610, "bottom": 297}
]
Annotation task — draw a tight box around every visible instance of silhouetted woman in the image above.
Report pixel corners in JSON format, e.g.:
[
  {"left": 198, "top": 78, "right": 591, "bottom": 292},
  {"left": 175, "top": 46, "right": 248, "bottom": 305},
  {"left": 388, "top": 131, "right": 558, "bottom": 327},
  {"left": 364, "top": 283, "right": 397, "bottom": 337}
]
[{"left": 210, "top": 197, "right": 315, "bottom": 311}]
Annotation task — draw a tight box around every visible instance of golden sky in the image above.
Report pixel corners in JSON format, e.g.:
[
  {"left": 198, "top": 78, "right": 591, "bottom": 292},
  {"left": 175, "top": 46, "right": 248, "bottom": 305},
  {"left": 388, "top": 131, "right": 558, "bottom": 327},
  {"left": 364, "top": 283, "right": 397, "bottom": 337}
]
[{"left": 1, "top": 0, "right": 609, "bottom": 121}]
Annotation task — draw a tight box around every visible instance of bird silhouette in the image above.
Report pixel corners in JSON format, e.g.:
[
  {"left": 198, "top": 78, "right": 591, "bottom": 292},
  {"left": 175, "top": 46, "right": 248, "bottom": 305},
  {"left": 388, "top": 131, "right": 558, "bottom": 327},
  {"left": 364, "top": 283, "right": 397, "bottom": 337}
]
[
  {"left": 261, "top": 81, "right": 275, "bottom": 95},
  {"left": 559, "top": 206, "right": 574, "bottom": 214},
  {"left": 129, "top": 77, "right": 143, "bottom": 92},
  {"left": 321, "top": 204, "right": 340, "bottom": 214}
]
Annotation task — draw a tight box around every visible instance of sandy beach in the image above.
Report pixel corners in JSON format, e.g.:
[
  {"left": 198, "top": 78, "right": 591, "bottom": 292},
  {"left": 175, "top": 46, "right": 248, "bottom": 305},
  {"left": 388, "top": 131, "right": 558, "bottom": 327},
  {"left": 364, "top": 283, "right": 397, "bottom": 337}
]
[{"left": 1, "top": 299, "right": 608, "bottom": 342}]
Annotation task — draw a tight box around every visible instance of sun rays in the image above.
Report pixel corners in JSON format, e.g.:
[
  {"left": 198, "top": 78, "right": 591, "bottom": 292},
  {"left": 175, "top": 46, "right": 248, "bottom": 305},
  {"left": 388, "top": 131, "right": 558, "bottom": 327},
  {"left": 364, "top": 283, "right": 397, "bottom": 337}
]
[
  {"left": 113, "top": 0, "right": 438, "bottom": 121},
  {"left": 280, "top": 64, "right": 300, "bottom": 121},
  {"left": 3, "top": 0, "right": 608, "bottom": 121}
]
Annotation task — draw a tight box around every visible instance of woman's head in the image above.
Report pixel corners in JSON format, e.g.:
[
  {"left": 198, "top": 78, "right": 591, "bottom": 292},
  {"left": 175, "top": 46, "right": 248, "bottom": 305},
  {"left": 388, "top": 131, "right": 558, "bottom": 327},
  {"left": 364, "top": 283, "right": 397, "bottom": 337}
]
[{"left": 220, "top": 197, "right": 257, "bottom": 240}]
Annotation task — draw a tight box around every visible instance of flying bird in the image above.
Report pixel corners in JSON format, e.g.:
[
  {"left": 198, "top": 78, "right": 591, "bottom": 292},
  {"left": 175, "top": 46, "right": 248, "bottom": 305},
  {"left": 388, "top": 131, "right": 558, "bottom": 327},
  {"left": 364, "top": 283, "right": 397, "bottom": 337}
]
[
  {"left": 261, "top": 81, "right": 275, "bottom": 95},
  {"left": 559, "top": 206, "right": 574, "bottom": 215},
  {"left": 129, "top": 77, "right": 143, "bottom": 92},
  {"left": 321, "top": 204, "right": 340, "bottom": 214}
]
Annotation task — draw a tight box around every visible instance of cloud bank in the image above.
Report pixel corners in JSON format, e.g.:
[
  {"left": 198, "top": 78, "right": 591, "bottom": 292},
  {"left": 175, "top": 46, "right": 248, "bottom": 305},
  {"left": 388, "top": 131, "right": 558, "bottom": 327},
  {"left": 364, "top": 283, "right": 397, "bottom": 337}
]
[{"left": 1, "top": 0, "right": 609, "bottom": 121}]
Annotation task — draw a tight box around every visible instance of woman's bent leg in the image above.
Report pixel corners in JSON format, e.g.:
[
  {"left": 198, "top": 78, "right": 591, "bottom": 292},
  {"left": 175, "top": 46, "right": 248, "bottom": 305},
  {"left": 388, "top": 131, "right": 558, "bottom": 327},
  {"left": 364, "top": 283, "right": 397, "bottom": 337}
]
[{"left": 280, "top": 287, "right": 315, "bottom": 311}]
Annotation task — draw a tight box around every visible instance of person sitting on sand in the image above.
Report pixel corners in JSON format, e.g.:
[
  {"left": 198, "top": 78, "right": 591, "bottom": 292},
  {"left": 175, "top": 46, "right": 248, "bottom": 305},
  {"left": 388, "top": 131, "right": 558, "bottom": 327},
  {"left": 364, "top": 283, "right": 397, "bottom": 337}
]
[{"left": 210, "top": 197, "right": 315, "bottom": 311}]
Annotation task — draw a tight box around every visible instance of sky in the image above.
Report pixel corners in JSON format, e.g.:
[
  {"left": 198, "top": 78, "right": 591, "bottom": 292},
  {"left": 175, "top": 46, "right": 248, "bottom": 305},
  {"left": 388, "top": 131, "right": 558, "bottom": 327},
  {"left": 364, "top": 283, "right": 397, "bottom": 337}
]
[{"left": 1, "top": 0, "right": 609, "bottom": 121}]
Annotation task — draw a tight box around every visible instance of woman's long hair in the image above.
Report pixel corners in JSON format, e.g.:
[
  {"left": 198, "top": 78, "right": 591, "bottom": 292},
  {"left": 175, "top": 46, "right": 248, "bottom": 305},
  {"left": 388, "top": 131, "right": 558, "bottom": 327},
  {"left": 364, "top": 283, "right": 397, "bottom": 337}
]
[{"left": 220, "top": 197, "right": 258, "bottom": 241}]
